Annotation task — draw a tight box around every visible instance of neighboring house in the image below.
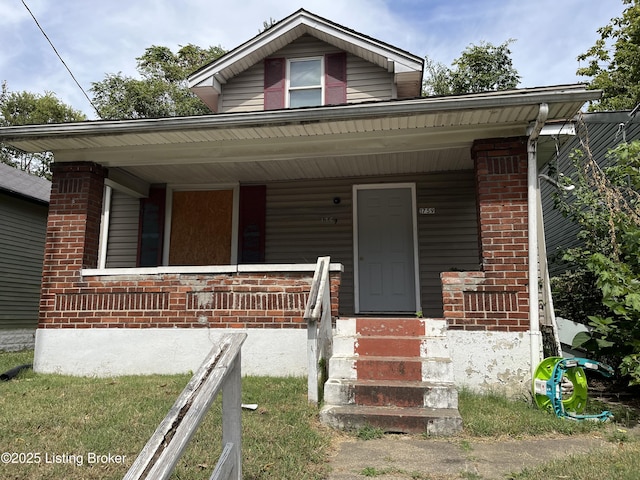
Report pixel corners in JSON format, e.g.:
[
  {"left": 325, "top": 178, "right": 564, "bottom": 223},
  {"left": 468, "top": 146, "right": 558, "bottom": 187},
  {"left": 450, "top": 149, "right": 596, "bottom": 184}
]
[
  {"left": 539, "top": 111, "right": 640, "bottom": 355},
  {"left": 0, "top": 163, "right": 50, "bottom": 351},
  {"left": 0, "top": 10, "right": 600, "bottom": 432},
  {"left": 542, "top": 111, "right": 640, "bottom": 276}
]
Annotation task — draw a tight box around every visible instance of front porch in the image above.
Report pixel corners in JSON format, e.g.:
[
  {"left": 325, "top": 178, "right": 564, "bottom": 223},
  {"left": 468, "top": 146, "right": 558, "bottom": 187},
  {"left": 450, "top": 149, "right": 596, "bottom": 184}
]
[{"left": 34, "top": 127, "right": 538, "bottom": 390}]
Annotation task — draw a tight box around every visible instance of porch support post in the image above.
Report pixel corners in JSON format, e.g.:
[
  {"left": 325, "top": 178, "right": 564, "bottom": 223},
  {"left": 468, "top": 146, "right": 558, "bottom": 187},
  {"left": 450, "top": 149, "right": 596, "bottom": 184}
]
[
  {"left": 527, "top": 103, "right": 548, "bottom": 376},
  {"left": 39, "top": 162, "right": 106, "bottom": 328}
]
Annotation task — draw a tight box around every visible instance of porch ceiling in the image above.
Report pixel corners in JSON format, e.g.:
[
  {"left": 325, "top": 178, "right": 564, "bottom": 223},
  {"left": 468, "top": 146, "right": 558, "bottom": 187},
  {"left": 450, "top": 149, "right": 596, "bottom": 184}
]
[{"left": 0, "top": 85, "right": 600, "bottom": 185}]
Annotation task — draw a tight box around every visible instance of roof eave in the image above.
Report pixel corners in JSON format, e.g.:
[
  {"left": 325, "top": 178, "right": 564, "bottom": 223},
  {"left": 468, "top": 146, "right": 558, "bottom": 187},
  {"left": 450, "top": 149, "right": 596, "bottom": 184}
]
[{"left": 0, "top": 85, "right": 602, "bottom": 147}]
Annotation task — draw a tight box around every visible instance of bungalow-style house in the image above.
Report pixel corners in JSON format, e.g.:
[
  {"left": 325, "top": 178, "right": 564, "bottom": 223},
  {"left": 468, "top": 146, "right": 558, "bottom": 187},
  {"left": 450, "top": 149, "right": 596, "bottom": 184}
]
[
  {"left": 0, "top": 10, "right": 600, "bottom": 432},
  {"left": 0, "top": 163, "right": 50, "bottom": 351}
]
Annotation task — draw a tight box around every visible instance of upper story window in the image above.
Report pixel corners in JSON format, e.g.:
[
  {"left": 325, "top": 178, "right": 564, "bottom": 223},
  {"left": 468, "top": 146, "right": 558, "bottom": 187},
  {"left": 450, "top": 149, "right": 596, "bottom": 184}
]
[
  {"left": 264, "top": 52, "right": 346, "bottom": 111},
  {"left": 287, "top": 58, "right": 323, "bottom": 108}
]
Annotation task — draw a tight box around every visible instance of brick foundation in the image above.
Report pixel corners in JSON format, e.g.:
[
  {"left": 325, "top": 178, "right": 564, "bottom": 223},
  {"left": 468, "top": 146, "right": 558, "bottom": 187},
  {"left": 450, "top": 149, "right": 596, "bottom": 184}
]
[{"left": 441, "top": 137, "right": 530, "bottom": 332}]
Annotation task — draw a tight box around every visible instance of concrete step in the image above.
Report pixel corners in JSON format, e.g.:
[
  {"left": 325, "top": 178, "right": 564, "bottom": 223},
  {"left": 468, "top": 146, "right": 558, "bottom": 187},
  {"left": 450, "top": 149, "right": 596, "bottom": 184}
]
[
  {"left": 322, "top": 317, "right": 461, "bottom": 437},
  {"left": 355, "top": 355, "right": 454, "bottom": 382},
  {"left": 332, "top": 334, "right": 450, "bottom": 358},
  {"left": 354, "top": 318, "right": 427, "bottom": 337},
  {"left": 328, "top": 355, "right": 454, "bottom": 382},
  {"left": 355, "top": 356, "right": 422, "bottom": 381},
  {"left": 319, "top": 404, "right": 463, "bottom": 435},
  {"left": 335, "top": 317, "right": 448, "bottom": 337},
  {"left": 324, "top": 378, "right": 458, "bottom": 409},
  {"left": 356, "top": 336, "right": 421, "bottom": 357}
]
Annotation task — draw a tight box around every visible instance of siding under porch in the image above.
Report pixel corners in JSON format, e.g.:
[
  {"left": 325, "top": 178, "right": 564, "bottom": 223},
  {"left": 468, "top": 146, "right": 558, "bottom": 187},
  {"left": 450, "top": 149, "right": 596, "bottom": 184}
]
[{"left": 105, "top": 171, "right": 480, "bottom": 318}]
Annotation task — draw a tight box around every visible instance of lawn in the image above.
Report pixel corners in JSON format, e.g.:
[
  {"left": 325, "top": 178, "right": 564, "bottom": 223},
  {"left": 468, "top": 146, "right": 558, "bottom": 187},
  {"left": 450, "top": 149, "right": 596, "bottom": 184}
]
[
  {"left": 0, "top": 350, "right": 330, "bottom": 479},
  {"left": 1, "top": 350, "right": 638, "bottom": 479}
]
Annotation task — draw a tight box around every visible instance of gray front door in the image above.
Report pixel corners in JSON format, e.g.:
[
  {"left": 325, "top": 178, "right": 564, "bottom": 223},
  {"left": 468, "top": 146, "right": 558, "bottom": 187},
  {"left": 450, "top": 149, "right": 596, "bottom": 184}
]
[{"left": 355, "top": 186, "right": 417, "bottom": 313}]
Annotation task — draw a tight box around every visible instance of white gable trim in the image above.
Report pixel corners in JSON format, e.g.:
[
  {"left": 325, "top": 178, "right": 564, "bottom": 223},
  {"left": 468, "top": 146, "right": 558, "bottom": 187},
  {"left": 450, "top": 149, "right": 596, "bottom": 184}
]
[{"left": 188, "top": 9, "right": 423, "bottom": 94}]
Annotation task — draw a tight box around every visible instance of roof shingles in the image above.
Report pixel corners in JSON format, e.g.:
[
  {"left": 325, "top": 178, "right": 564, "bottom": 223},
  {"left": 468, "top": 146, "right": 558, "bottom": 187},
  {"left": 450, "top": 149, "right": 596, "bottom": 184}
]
[{"left": 0, "top": 162, "right": 51, "bottom": 203}]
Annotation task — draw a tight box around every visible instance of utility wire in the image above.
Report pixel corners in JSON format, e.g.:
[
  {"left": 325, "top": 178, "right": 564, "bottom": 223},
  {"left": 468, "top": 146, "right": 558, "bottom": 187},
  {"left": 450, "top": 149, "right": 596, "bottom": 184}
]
[{"left": 21, "top": 0, "right": 102, "bottom": 118}]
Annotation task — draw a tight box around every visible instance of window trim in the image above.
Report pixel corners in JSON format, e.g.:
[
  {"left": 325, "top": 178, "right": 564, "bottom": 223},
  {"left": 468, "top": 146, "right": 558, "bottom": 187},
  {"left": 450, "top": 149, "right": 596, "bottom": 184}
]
[{"left": 285, "top": 56, "right": 324, "bottom": 108}]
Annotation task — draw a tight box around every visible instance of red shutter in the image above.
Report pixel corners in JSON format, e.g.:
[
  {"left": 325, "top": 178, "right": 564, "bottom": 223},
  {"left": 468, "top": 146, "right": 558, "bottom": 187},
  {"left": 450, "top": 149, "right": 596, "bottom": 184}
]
[
  {"left": 325, "top": 52, "right": 347, "bottom": 105},
  {"left": 238, "top": 185, "right": 266, "bottom": 263},
  {"left": 137, "top": 185, "right": 166, "bottom": 267},
  {"left": 264, "top": 58, "right": 285, "bottom": 110}
]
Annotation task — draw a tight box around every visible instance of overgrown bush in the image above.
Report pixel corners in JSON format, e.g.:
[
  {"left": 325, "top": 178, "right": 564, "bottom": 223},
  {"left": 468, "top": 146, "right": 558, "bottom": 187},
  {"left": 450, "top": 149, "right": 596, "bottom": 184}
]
[
  {"left": 554, "top": 139, "right": 640, "bottom": 384},
  {"left": 551, "top": 269, "right": 608, "bottom": 323}
]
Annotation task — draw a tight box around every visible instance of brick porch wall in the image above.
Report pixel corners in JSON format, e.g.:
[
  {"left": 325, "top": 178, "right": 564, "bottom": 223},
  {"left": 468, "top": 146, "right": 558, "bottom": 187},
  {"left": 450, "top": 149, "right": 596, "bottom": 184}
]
[
  {"left": 40, "top": 162, "right": 341, "bottom": 330},
  {"left": 442, "top": 137, "right": 530, "bottom": 332}
]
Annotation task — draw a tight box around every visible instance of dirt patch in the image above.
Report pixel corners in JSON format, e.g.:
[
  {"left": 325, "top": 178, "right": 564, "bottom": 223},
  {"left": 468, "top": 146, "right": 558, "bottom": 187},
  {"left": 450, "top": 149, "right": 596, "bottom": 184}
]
[{"left": 326, "top": 432, "right": 621, "bottom": 480}]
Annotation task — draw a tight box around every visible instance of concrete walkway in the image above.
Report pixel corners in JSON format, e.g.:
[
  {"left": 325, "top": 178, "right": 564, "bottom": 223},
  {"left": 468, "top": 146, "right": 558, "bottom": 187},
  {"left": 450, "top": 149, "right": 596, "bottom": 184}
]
[{"left": 326, "top": 433, "right": 613, "bottom": 479}]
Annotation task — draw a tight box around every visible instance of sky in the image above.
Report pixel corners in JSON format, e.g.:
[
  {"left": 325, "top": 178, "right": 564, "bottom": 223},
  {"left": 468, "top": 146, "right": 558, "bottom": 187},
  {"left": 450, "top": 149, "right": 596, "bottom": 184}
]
[{"left": 0, "top": 0, "right": 625, "bottom": 119}]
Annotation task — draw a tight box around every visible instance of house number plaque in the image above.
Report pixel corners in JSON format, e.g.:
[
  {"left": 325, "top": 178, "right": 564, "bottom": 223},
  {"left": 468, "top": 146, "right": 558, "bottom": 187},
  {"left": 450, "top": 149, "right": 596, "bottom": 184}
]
[{"left": 419, "top": 207, "right": 436, "bottom": 215}]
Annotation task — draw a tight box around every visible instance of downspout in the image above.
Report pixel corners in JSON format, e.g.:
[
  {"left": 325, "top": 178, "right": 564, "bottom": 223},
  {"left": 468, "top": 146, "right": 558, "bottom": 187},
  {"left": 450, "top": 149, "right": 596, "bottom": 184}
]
[{"left": 528, "top": 103, "right": 548, "bottom": 378}]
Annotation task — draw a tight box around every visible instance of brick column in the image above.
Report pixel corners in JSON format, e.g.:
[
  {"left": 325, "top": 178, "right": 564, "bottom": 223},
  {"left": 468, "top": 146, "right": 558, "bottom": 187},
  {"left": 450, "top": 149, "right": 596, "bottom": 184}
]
[
  {"left": 442, "top": 137, "right": 530, "bottom": 332},
  {"left": 39, "top": 162, "right": 106, "bottom": 327}
]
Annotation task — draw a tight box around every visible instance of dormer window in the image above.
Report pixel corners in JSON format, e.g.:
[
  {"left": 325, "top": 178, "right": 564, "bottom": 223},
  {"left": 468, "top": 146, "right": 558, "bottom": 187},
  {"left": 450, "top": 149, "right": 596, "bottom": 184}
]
[
  {"left": 263, "top": 52, "right": 347, "bottom": 110},
  {"left": 288, "top": 58, "right": 323, "bottom": 108}
]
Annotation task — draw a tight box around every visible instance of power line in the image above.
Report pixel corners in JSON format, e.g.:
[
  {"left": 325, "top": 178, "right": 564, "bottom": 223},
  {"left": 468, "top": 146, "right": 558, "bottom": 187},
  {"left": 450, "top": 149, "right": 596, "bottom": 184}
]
[{"left": 21, "top": 0, "right": 101, "bottom": 118}]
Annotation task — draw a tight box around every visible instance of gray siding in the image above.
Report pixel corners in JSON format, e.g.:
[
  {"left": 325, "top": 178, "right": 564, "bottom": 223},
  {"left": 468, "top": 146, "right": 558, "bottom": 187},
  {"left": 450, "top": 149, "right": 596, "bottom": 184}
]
[
  {"left": 105, "top": 189, "right": 139, "bottom": 268},
  {"left": 264, "top": 172, "right": 479, "bottom": 317},
  {"left": 221, "top": 34, "right": 394, "bottom": 113},
  {"left": 0, "top": 194, "right": 47, "bottom": 329},
  {"left": 265, "top": 179, "right": 355, "bottom": 312},
  {"left": 417, "top": 172, "right": 481, "bottom": 316},
  {"left": 541, "top": 113, "right": 640, "bottom": 276}
]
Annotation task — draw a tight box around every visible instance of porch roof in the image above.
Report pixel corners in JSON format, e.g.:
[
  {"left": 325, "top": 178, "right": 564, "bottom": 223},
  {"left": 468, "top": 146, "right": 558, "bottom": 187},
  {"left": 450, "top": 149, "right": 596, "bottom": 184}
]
[{"left": 0, "top": 85, "right": 600, "bottom": 186}]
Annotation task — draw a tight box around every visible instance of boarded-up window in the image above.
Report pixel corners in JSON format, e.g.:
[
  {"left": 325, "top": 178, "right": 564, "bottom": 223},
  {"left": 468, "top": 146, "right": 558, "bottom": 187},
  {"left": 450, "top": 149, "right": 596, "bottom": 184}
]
[{"left": 169, "top": 190, "right": 233, "bottom": 265}]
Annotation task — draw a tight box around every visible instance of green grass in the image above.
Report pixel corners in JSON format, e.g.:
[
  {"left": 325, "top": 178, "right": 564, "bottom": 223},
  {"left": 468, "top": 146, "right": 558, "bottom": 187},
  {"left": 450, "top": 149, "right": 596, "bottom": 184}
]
[
  {"left": 457, "top": 387, "right": 634, "bottom": 437},
  {"left": 0, "top": 350, "right": 330, "bottom": 479},
  {"left": 510, "top": 442, "right": 640, "bottom": 480},
  {"left": 457, "top": 387, "right": 640, "bottom": 480},
  {"left": 2, "top": 351, "right": 639, "bottom": 479},
  {"left": 360, "top": 465, "right": 429, "bottom": 478},
  {"left": 355, "top": 424, "right": 385, "bottom": 440}
]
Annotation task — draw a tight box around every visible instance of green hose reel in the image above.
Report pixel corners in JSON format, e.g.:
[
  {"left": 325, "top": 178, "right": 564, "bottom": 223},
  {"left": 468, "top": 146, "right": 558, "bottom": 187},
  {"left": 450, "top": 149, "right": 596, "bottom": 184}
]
[{"left": 532, "top": 356, "right": 614, "bottom": 421}]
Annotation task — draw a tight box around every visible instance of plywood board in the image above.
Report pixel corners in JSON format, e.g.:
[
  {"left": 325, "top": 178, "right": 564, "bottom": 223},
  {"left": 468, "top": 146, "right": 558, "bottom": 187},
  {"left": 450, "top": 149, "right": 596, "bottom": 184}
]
[{"left": 169, "top": 190, "right": 233, "bottom": 265}]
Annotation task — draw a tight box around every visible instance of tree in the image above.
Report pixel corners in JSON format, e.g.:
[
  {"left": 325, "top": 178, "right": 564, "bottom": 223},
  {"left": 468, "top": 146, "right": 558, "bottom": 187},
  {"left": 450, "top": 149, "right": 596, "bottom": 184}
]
[
  {"left": 577, "top": 0, "right": 640, "bottom": 111},
  {"left": 554, "top": 139, "right": 640, "bottom": 384},
  {"left": 260, "top": 17, "right": 278, "bottom": 33},
  {"left": 91, "top": 44, "right": 226, "bottom": 120},
  {"left": 0, "top": 81, "right": 86, "bottom": 179},
  {"left": 423, "top": 40, "right": 520, "bottom": 96}
]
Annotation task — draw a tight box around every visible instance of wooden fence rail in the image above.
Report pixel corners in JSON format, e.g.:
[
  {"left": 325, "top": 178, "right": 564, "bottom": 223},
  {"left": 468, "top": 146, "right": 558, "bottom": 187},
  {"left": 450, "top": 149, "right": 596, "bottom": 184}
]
[
  {"left": 304, "top": 256, "right": 333, "bottom": 404},
  {"left": 123, "top": 332, "right": 247, "bottom": 480}
]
